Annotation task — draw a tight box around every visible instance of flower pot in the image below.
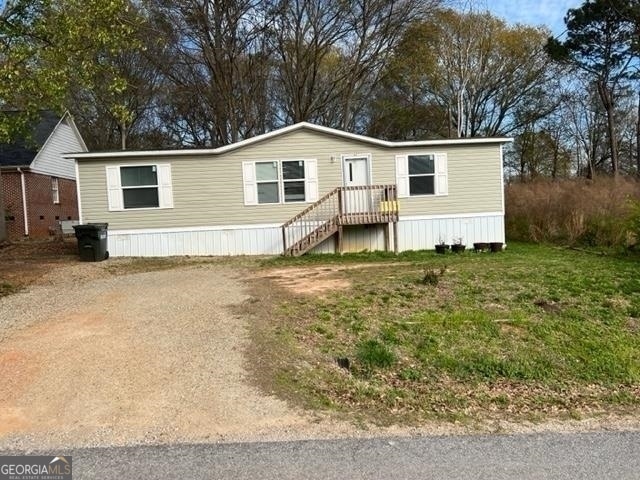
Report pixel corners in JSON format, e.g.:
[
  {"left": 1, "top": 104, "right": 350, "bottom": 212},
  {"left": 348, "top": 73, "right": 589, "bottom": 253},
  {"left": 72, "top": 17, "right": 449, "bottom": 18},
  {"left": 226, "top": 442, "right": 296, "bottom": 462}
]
[
  {"left": 473, "top": 242, "right": 490, "bottom": 252},
  {"left": 490, "top": 242, "right": 503, "bottom": 253},
  {"left": 451, "top": 244, "right": 466, "bottom": 253},
  {"left": 435, "top": 244, "right": 450, "bottom": 254}
]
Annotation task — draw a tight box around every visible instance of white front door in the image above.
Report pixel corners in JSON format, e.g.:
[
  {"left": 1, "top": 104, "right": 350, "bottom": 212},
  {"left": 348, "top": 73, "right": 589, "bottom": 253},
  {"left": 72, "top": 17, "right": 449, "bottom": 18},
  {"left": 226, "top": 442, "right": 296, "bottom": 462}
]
[
  {"left": 344, "top": 156, "right": 369, "bottom": 187},
  {"left": 343, "top": 155, "right": 371, "bottom": 214}
]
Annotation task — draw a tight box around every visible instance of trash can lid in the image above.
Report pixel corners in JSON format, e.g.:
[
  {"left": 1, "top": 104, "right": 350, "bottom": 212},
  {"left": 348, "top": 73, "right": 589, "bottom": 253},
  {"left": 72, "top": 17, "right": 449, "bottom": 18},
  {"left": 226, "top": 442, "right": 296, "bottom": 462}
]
[{"left": 73, "top": 223, "right": 109, "bottom": 231}]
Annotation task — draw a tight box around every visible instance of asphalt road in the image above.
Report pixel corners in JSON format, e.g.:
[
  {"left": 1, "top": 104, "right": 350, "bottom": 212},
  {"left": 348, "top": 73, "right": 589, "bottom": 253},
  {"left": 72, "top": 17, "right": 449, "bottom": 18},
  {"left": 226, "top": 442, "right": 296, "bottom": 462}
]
[{"left": 4, "top": 431, "right": 640, "bottom": 479}]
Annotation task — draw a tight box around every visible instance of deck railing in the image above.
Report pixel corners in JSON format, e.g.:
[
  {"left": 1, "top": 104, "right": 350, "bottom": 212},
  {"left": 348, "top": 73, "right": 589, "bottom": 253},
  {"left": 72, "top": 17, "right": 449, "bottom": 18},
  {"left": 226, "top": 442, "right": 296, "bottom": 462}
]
[{"left": 282, "top": 184, "right": 398, "bottom": 255}]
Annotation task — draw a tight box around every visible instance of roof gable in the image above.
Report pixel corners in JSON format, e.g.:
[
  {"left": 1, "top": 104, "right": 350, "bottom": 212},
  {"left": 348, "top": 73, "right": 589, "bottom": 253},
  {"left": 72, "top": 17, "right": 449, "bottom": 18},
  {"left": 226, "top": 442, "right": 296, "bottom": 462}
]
[
  {"left": 65, "top": 122, "right": 513, "bottom": 160},
  {"left": 0, "top": 111, "right": 62, "bottom": 167}
]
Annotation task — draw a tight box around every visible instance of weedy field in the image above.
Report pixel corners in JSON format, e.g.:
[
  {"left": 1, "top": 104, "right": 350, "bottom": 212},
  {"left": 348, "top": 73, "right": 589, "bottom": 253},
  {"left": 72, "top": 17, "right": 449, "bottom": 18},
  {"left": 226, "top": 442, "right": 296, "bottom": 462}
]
[{"left": 247, "top": 244, "right": 640, "bottom": 425}]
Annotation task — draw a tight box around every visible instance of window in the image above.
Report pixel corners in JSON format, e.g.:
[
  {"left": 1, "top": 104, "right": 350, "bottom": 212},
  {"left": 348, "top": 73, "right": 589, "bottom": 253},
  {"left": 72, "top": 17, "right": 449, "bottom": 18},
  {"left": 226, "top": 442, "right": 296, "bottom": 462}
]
[
  {"left": 121, "top": 166, "right": 159, "bottom": 209},
  {"left": 51, "top": 177, "right": 60, "bottom": 204},
  {"left": 256, "top": 162, "right": 279, "bottom": 204},
  {"left": 408, "top": 154, "right": 435, "bottom": 195},
  {"left": 282, "top": 160, "right": 305, "bottom": 202},
  {"left": 245, "top": 160, "right": 316, "bottom": 205},
  {"left": 395, "top": 153, "right": 448, "bottom": 198},
  {"left": 105, "top": 164, "right": 173, "bottom": 211}
]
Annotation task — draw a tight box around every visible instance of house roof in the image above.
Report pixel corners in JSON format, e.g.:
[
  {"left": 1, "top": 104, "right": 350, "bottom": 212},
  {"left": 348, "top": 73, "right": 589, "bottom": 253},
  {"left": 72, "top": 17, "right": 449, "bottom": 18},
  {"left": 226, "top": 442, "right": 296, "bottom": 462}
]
[
  {"left": 0, "top": 111, "right": 63, "bottom": 167},
  {"left": 64, "top": 122, "right": 513, "bottom": 160}
]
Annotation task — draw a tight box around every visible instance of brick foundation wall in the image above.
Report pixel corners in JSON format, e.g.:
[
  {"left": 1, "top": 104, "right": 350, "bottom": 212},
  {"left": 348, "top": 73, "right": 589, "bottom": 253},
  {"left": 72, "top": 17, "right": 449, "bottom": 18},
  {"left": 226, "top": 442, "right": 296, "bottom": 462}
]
[
  {"left": 2, "top": 171, "right": 25, "bottom": 240},
  {"left": 1, "top": 170, "right": 78, "bottom": 240}
]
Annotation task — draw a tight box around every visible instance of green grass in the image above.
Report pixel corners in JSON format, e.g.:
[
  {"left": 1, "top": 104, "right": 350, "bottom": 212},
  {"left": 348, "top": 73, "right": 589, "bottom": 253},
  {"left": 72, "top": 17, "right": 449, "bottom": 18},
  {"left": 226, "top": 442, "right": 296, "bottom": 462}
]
[{"left": 249, "top": 243, "right": 640, "bottom": 425}]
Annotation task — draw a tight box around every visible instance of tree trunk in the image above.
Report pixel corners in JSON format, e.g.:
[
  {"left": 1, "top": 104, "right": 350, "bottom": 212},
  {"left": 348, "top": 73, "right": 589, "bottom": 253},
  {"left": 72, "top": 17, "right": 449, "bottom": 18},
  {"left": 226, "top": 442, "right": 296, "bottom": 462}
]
[
  {"left": 120, "top": 121, "right": 127, "bottom": 151},
  {"left": 637, "top": 91, "right": 640, "bottom": 176},
  {"left": 597, "top": 80, "right": 619, "bottom": 176},
  {"left": 551, "top": 142, "right": 559, "bottom": 179}
]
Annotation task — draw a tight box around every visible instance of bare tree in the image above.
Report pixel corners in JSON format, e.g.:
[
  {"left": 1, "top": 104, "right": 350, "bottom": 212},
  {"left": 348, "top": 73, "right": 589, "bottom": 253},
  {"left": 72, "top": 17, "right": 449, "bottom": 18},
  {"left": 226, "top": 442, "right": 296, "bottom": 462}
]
[
  {"left": 269, "top": 0, "right": 440, "bottom": 131},
  {"left": 150, "top": 0, "right": 273, "bottom": 146}
]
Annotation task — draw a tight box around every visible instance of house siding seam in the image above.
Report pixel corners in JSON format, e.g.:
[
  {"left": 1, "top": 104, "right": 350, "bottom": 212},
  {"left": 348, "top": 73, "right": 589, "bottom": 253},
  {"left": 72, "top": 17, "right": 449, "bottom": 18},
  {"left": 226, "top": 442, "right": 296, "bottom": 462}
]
[{"left": 2, "top": 171, "right": 78, "bottom": 239}]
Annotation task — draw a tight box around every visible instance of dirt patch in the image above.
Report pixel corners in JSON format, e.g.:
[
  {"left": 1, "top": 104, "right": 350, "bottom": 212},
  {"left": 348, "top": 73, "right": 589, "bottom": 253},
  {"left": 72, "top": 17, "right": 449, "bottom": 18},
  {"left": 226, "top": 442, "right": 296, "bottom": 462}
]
[
  {"left": 262, "top": 268, "right": 351, "bottom": 295},
  {"left": 0, "top": 239, "right": 80, "bottom": 295},
  {"left": 259, "top": 262, "right": 412, "bottom": 296}
]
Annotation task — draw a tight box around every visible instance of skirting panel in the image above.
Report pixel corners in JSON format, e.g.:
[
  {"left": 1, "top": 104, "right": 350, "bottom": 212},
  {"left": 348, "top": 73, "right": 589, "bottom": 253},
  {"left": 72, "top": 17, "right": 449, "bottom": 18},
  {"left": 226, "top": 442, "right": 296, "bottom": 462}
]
[
  {"left": 108, "top": 225, "right": 284, "bottom": 257},
  {"left": 397, "top": 214, "right": 505, "bottom": 251},
  {"left": 106, "top": 213, "right": 504, "bottom": 257}
]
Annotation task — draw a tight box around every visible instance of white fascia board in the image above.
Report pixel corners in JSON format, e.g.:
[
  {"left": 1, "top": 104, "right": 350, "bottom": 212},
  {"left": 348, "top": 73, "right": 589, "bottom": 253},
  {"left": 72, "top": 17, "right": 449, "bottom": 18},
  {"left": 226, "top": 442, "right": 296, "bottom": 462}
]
[
  {"left": 63, "top": 122, "right": 514, "bottom": 161},
  {"left": 64, "top": 112, "right": 89, "bottom": 152}
]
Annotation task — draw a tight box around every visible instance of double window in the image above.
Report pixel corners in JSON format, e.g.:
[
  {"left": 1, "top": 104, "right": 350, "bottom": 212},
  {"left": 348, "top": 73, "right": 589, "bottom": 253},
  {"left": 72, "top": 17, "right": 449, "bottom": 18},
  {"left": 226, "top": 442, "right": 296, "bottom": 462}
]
[
  {"left": 105, "top": 164, "right": 173, "bottom": 211},
  {"left": 244, "top": 159, "right": 317, "bottom": 205},
  {"left": 395, "top": 153, "right": 448, "bottom": 198}
]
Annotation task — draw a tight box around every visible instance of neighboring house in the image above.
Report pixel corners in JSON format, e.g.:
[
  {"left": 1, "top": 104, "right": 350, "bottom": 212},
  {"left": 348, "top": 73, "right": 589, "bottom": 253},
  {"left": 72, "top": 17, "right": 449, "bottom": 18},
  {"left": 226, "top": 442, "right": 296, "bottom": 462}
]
[
  {"left": 66, "top": 122, "right": 511, "bottom": 257},
  {"left": 0, "top": 111, "right": 87, "bottom": 239}
]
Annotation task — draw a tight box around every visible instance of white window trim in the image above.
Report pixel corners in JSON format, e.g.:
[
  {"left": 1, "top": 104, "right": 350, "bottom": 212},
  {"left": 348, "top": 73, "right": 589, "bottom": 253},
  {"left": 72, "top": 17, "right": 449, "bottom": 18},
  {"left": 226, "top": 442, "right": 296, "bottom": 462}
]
[
  {"left": 51, "top": 177, "right": 60, "bottom": 204},
  {"left": 106, "top": 164, "right": 174, "bottom": 211},
  {"left": 248, "top": 159, "right": 317, "bottom": 206},
  {"left": 396, "top": 152, "right": 448, "bottom": 198}
]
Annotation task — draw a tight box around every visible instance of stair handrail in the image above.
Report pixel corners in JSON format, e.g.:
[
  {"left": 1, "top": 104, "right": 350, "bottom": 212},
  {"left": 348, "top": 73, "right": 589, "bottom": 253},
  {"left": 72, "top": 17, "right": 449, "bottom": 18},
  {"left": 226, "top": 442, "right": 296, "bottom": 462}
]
[
  {"left": 282, "top": 184, "right": 399, "bottom": 255},
  {"left": 281, "top": 186, "right": 341, "bottom": 229}
]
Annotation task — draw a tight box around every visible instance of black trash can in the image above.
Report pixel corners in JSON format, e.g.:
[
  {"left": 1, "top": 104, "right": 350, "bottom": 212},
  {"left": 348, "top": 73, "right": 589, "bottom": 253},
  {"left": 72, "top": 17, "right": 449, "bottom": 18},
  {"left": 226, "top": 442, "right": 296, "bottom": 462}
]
[{"left": 73, "top": 223, "right": 109, "bottom": 261}]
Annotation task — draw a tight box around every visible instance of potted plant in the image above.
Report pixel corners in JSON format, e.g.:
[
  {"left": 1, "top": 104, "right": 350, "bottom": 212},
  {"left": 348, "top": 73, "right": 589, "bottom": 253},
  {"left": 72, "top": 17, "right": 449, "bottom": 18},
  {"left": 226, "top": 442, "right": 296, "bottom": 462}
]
[
  {"left": 435, "top": 237, "right": 450, "bottom": 254},
  {"left": 490, "top": 242, "right": 504, "bottom": 253},
  {"left": 473, "top": 242, "right": 490, "bottom": 252},
  {"left": 451, "top": 237, "right": 466, "bottom": 253}
]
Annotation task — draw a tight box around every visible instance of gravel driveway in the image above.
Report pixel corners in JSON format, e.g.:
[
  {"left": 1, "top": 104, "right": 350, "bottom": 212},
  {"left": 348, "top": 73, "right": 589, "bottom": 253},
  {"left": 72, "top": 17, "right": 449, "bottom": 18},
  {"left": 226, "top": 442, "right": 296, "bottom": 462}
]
[
  {"left": 0, "top": 261, "right": 313, "bottom": 450},
  {"left": 2, "top": 254, "right": 636, "bottom": 451}
]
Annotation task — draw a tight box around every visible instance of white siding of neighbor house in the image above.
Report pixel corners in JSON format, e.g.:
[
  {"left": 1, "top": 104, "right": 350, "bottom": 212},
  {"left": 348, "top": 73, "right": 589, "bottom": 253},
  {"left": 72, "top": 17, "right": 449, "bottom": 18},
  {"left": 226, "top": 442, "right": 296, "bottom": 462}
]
[
  {"left": 30, "top": 118, "right": 85, "bottom": 180},
  {"left": 77, "top": 128, "right": 504, "bottom": 230}
]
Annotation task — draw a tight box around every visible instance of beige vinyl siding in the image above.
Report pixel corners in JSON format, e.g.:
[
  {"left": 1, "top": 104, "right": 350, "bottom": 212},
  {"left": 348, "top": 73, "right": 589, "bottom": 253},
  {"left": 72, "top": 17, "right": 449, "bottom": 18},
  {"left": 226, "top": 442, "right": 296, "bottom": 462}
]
[
  {"left": 78, "top": 129, "right": 503, "bottom": 229},
  {"left": 376, "top": 144, "right": 503, "bottom": 216}
]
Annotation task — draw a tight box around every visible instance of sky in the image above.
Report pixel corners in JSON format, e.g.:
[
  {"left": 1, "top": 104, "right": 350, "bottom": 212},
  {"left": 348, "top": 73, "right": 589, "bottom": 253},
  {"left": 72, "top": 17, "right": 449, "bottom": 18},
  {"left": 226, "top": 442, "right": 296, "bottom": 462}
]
[
  {"left": 461, "top": 0, "right": 584, "bottom": 36},
  {"left": 0, "top": 0, "right": 582, "bottom": 36}
]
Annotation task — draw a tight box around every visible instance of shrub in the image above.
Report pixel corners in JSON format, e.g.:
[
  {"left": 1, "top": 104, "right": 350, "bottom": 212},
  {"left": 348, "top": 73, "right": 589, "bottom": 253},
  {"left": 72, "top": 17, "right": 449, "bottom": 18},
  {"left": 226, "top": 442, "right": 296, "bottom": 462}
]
[{"left": 506, "top": 177, "right": 640, "bottom": 247}]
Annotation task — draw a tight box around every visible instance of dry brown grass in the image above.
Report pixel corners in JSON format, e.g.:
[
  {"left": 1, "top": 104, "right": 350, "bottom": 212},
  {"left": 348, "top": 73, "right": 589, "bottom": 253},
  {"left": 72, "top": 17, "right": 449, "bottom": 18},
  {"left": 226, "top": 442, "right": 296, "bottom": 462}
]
[{"left": 505, "top": 176, "right": 640, "bottom": 247}]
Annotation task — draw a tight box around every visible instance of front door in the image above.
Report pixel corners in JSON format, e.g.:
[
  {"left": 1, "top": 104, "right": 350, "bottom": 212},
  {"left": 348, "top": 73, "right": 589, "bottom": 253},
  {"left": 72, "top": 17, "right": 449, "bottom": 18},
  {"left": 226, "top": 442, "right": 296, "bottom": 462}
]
[{"left": 343, "top": 155, "right": 371, "bottom": 214}]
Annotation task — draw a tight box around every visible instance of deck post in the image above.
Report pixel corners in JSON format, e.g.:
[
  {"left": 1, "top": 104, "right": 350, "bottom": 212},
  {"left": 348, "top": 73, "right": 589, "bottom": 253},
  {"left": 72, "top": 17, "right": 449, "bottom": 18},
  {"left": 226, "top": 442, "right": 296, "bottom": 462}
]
[
  {"left": 282, "top": 226, "right": 287, "bottom": 255},
  {"left": 393, "top": 221, "right": 399, "bottom": 254},
  {"left": 337, "top": 225, "right": 344, "bottom": 254},
  {"left": 384, "top": 223, "right": 390, "bottom": 252}
]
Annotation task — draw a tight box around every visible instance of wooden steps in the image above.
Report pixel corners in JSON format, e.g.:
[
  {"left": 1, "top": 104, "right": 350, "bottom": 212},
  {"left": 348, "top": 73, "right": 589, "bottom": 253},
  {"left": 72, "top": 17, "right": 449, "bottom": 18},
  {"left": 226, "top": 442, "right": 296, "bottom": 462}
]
[{"left": 281, "top": 184, "right": 399, "bottom": 256}]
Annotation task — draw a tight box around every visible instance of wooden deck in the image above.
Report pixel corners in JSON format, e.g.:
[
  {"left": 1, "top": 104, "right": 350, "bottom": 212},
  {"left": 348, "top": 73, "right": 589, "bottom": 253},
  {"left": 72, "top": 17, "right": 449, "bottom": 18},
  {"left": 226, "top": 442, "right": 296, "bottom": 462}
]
[{"left": 282, "top": 185, "right": 399, "bottom": 256}]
